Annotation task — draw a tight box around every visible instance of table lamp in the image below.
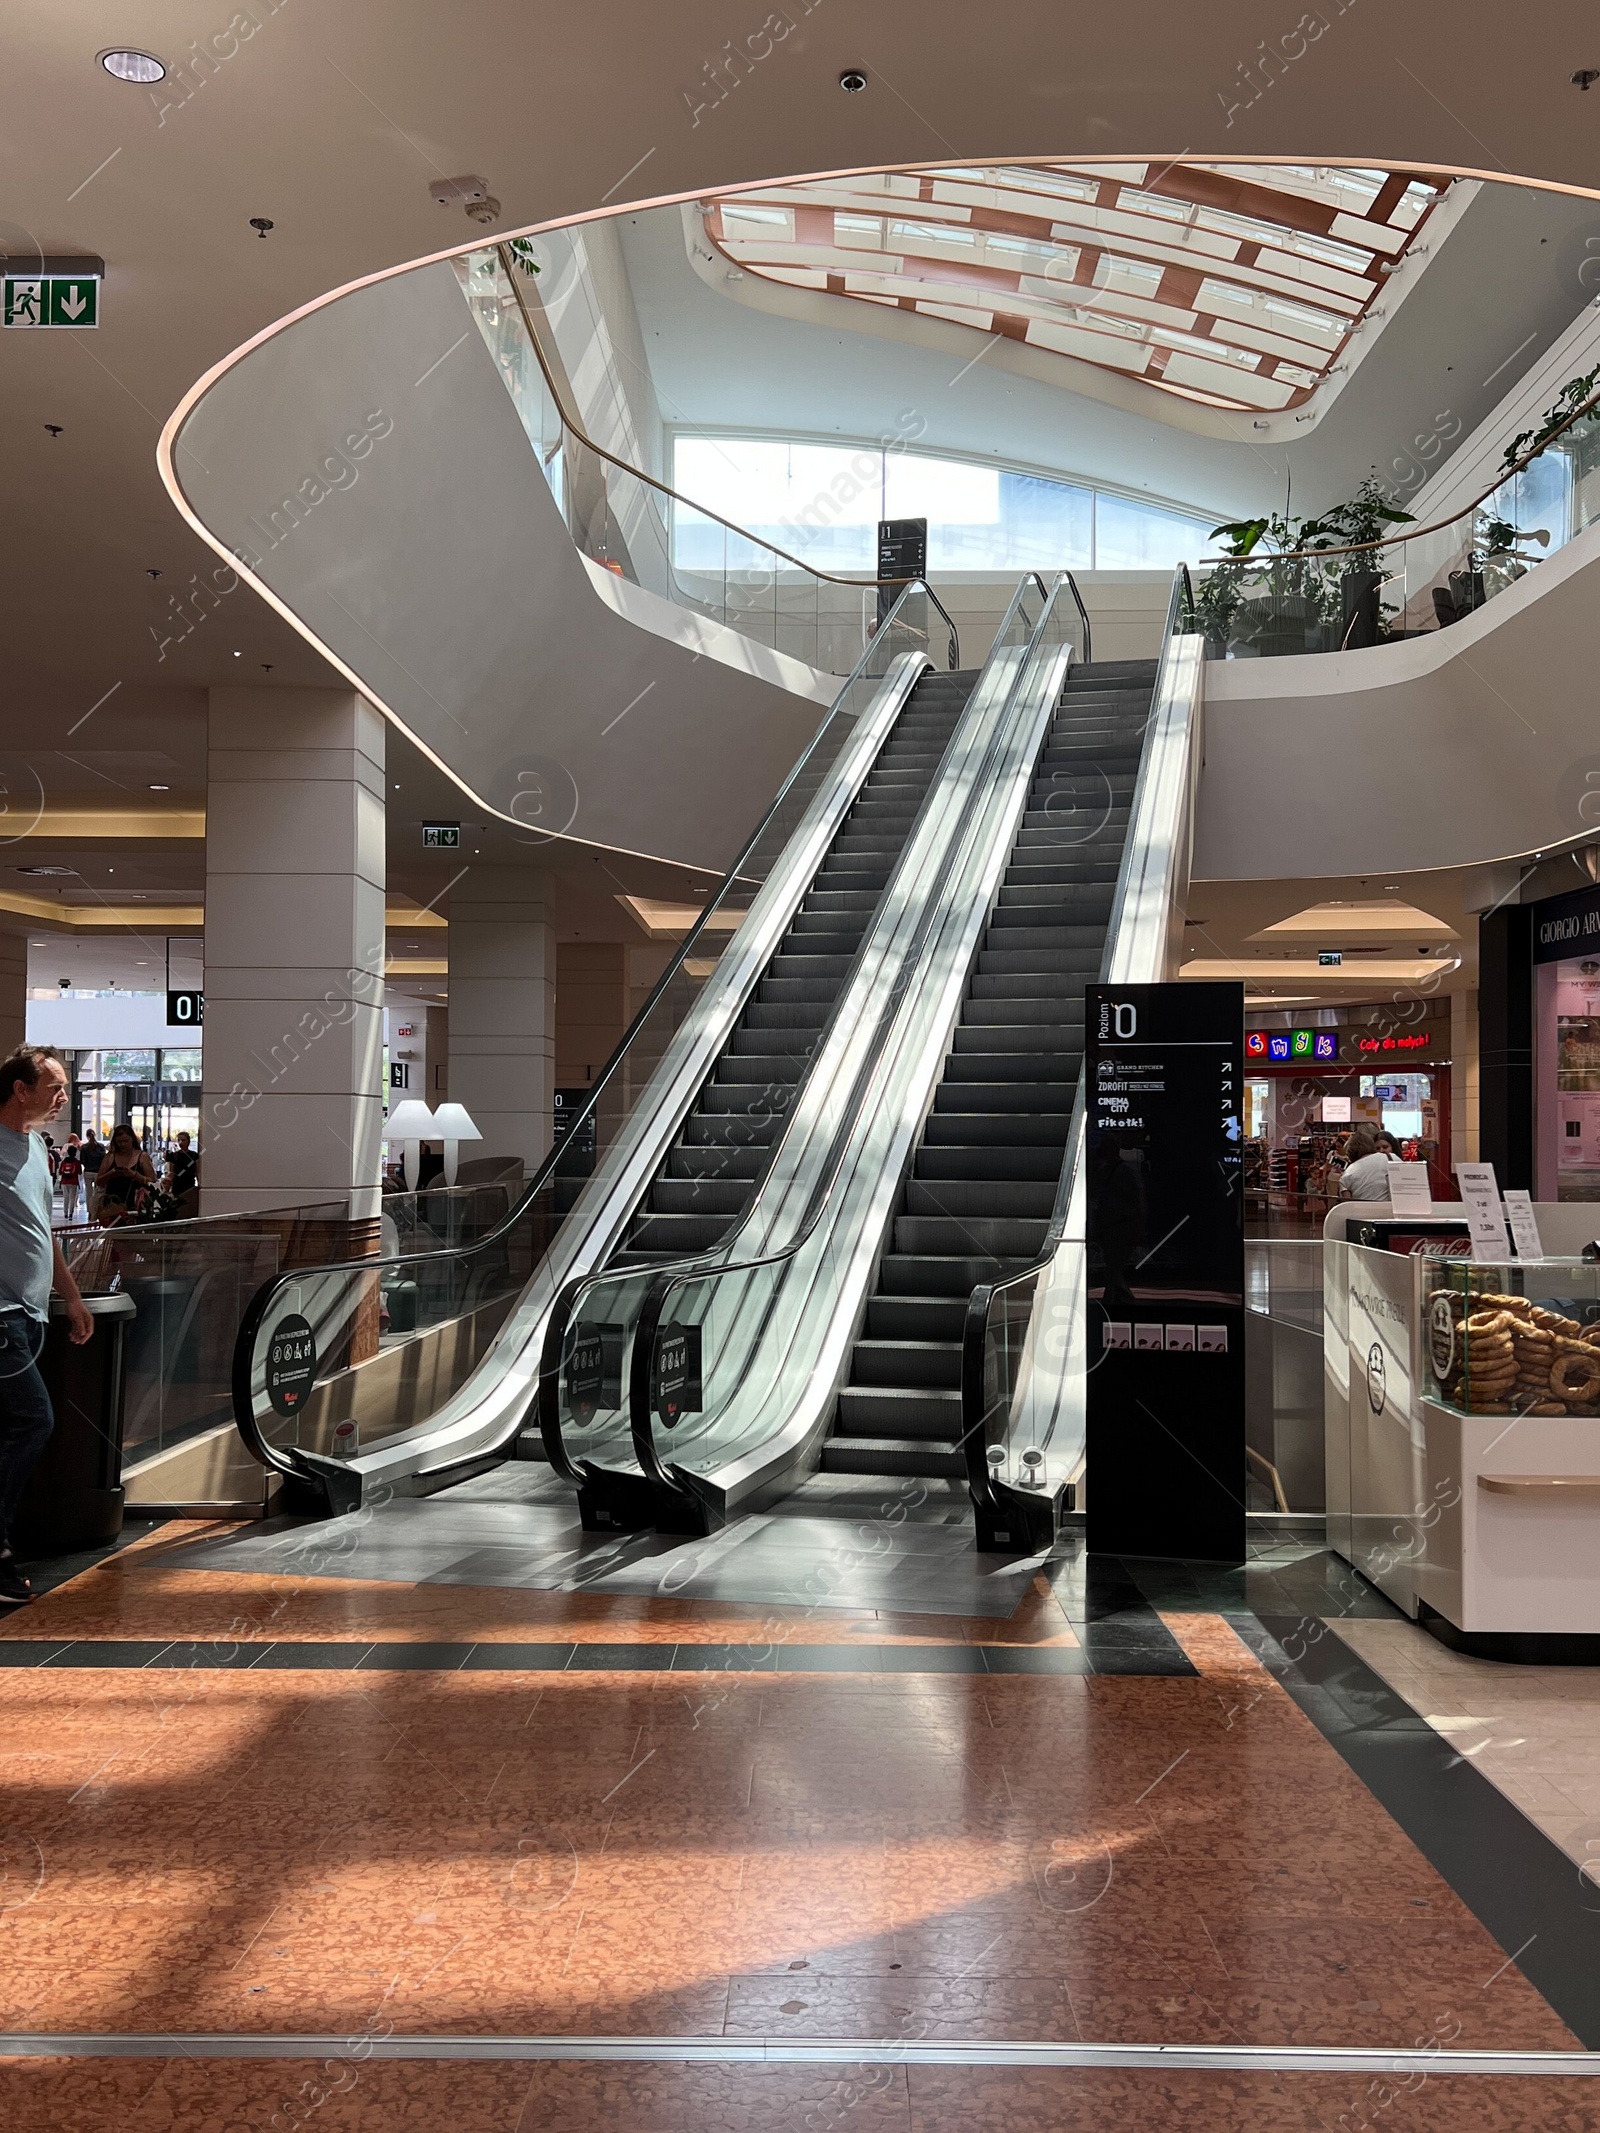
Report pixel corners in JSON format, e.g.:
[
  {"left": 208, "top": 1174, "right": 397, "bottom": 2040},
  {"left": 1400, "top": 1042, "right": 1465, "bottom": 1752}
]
[
  {"left": 383, "top": 1099, "right": 435, "bottom": 1190},
  {"left": 431, "top": 1102, "right": 482, "bottom": 1186}
]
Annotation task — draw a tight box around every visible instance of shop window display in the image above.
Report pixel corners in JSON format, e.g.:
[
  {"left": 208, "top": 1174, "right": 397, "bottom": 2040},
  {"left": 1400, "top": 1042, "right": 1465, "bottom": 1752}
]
[{"left": 1535, "top": 952, "right": 1600, "bottom": 1202}]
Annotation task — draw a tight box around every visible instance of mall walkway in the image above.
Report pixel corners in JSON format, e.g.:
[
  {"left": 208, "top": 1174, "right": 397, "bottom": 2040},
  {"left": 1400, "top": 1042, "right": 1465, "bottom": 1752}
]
[{"left": 0, "top": 1523, "right": 1595, "bottom": 2127}]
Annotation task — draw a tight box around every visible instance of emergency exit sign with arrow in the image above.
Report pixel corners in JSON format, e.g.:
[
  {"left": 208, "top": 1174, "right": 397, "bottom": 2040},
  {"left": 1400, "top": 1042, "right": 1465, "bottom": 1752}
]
[{"left": 3, "top": 258, "right": 103, "bottom": 329}]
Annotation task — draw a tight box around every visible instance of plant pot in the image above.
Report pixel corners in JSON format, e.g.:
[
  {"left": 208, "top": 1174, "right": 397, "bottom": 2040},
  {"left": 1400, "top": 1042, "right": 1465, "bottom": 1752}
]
[{"left": 1340, "top": 566, "right": 1383, "bottom": 650}]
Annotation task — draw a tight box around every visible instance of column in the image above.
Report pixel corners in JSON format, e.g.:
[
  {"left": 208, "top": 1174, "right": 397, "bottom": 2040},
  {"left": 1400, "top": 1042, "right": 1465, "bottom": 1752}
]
[
  {"left": 447, "top": 867, "right": 554, "bottom": 1176},
  {"left": 1452, "top": 990, "right": 1479, "bottom": 1166},
  {"left": 0, "top": 935, "right": 25, "bottom": 1058},
  {"left": 555, "top": 942, "right": 627, "bottom": 1090},
  {"left": 201, "top": 688, "right": 386, "bottom": 1216},
  {"left": 423, "top": 1004, "right": 450, "bottom": 1102}
]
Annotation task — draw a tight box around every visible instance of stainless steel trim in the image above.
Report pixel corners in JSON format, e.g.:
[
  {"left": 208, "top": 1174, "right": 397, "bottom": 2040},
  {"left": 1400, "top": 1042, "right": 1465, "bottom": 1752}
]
[{"left": 2, "top": 2033, "right": 1593, "bottom": 2073}]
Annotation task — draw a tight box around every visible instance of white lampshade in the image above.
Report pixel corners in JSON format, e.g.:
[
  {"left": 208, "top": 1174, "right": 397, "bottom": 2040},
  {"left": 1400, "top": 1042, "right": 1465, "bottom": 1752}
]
[
  {"left": 382, "top": 1100, "right": 436, "bottom": 1142},
  {"left": 431, "top": 1104, "right": 481, "bottom": 1143}
]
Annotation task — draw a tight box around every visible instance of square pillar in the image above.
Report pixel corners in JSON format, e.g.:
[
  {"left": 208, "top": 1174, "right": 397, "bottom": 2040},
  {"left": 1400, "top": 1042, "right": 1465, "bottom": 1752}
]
[
  {"left": 201, "top": 688, "right": 386, "bottom": 1217},
  {"left": 448, "top": 867, "right": 554, "bottom": 1176},
  {"left": 555, "top": 942, "right": 628, "bottom": 1089},
  {"left": 0, "top": 935, "right": 25, "bottom": 1058}
]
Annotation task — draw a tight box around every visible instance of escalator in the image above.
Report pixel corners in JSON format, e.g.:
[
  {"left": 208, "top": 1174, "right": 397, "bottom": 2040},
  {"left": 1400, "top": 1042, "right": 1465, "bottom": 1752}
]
[
  {"left": 615, "top": 671, "right": 973, "bottom": 1265},
  {"left": 232, "top": 569, "right": 1203, "bottom": 1574},
  {"left": 827, "top": 659, "right": 1157, "bottom": 1480}
]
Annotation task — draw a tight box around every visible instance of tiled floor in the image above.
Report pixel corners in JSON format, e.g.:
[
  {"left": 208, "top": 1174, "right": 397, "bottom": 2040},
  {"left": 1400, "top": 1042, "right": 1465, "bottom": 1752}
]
[
  {"left": 0, "top": 1521, "right": 1594, "bottom": 2127},
  {"left": 1334, "top": 1615, "right": 1600, "bottom": 1874}
]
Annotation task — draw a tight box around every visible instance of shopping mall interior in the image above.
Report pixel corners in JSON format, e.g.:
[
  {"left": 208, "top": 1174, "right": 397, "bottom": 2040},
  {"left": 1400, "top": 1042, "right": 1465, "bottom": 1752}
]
[{"left": 10, "top": 6, "right": 1600, "bottom": 2124}]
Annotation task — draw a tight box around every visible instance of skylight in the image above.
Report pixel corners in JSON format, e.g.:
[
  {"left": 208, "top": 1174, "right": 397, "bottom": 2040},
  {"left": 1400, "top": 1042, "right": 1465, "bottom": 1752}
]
[{"left": 700, "top": 161, "right": 1451, "bottom": 414}]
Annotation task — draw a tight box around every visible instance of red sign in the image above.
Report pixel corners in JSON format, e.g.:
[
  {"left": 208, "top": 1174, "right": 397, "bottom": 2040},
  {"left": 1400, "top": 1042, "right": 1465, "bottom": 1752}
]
[{"left": 1246, "top": 1031, "right": 1267, "bottom": 1057}]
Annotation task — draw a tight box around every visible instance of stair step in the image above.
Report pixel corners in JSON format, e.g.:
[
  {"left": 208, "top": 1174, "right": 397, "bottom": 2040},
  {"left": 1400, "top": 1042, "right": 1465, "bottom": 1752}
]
[
  {"left": 648, "top": 1178, "right": 751, "bottom": 1216},
  {"left": 851, "top": 1339, "right": 961, "bottom": 1389},
  {"left": 837, "top": 1385, "right": 963, "bottom": 1436},
  {"left": 894, "top": 1215, "right": 1051, "bottom": 1256},
  {"left": 915, "top": 1145, "right": 1065, "bottom": 1181},
  {"left": 821, "top": 1439, "right": 967, "bottom": 1479},
  {"left": 879, "top": 1254, "right": 1037, "bottom": 1296},
  {"left": 865, "top": 1294, "right": 969, "bottom": 1340},
  {"left": 922, "top": 1114, "right": 1072, "bottom": 1147},
  {"left": 905, "top": 1180, "right": 1057, "bottom": 1218}
]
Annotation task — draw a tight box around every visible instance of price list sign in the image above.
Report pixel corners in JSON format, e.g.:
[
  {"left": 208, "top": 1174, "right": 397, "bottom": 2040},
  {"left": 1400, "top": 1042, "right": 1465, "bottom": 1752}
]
[{"left": 1085, "top": 982, "right": 1245, "bottom": 1561}]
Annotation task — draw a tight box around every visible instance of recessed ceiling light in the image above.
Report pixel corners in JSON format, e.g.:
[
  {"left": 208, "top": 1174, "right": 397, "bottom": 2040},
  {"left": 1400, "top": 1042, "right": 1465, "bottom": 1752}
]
[
  {"left": 149, "top": 783, "right": 169, "bottom": 791},
  {"left": 100, "top": 48, "right": 166, "bottom": 83},
  {"left": 232, "top": 650, "right": 242, "bottom": 658}
]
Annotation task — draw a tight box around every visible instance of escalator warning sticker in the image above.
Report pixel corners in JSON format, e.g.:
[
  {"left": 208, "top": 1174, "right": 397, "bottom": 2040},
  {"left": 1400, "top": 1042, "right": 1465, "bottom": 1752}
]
[
  {"left": 266, "top": 1313, "right": 318, "bottom": 1417},
  {"left": 567, "top": 1321, "right": 625, "bottom": 1422},
  {"left": 653, "top": 1321, "right": 702, "bottom": 1430}
]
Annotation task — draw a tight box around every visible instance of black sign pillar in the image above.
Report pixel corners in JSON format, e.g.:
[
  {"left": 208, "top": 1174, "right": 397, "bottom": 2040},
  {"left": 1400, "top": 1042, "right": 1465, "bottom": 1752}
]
[
  {"left": 877, "top": 516, "right": 927, "bottom": 624},
  {"left": 1085, "top": 982, "right": 1245, "bottom": 1562}
]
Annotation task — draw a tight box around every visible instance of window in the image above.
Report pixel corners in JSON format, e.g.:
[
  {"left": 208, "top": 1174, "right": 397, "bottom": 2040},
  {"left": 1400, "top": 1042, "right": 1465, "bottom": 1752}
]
[{"left": 671, "top": 435, "right": 1220, "bottom": 573}]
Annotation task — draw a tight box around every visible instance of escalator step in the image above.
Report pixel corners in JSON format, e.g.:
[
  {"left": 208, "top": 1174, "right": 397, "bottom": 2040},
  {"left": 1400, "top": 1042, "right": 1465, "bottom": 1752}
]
[
  {"left": 821, "top": 1439, "right": 967, "bottom": 1479},
  {"left": 904, "top": 1180, "right": 1056, "bottom": 1219},
  {"left": 920, "top": 1116, "right": 1071, "bottom": 1148},
  {"left": 916, "top": 1145, "right": 1065, "bottom": 1181},
  {"left": 878, "top": 1254, "right": 1037, "bottom": 1296},
  {"left": 865, "top": 1294, "right": 968, "bottom": 1340},
  {"left": 837, "top": 1385, "right": 963, "bottom": 1436},
  {"left": 893, "top": 1215, "right": 1051, "bottom": 1256},
  {"left": 851, "top": 1339, "right": 961, "bottom": 1389}
]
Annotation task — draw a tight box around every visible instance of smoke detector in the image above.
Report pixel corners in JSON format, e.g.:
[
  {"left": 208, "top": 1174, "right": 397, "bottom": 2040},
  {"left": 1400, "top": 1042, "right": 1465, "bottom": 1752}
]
[{"left": 429, "top": 174, "right": 499, "bottom": 223}]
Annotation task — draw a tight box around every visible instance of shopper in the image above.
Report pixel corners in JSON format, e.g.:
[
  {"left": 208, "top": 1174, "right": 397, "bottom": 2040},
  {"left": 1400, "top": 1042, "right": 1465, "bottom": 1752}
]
[
  {"left": 57, "top": 1136, "right": 84, "bottom": 1225},
  {"left": 93, "top": 1124, "right": 157, "bottom": 1227},
  {"left": 1338, "top": 1123, "right": 1403, "bottom": 1202},
  {"left": 80, "top": 1132, "right": 104, "bottom": 1184},
  {"left": 164, "top": 1131, "right": 199, "bottom": 1208},
  {"left": 0, "top": 1048, "right": 93, "bottom": 1606}
]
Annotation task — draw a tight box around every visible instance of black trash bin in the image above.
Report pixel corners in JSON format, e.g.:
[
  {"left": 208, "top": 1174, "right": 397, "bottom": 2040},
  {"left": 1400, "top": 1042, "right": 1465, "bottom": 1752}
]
[{"left": 11, "top": 1291, "right": 136, "bottom": 1560}]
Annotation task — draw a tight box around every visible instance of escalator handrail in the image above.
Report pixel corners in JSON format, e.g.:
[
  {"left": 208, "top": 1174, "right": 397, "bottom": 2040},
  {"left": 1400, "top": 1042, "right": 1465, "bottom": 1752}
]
[
  {"left": 494, "top": 240, "right": 963, "bottom": 641},
  {"left": 592, "top": 575, "right": 1085, "bottom": 1501},
  {"left": 230, "top": 578, "right": 955, "bottom": 1482},
  {"left": 959, "top": 561, "right": 1195, "bottom": 1511}
]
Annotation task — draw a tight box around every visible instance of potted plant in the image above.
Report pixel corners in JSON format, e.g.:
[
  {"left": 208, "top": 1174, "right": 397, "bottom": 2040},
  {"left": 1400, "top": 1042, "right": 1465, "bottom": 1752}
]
[
  {"left": 1191, "top": 562, "right": 1244, "bottom": 658},
  {"left": 1315, "top": 477, "right": 1414, "bottom": 648},
  {"left": 1208, "top": 511, "right": 1324, "bottom": 657}
]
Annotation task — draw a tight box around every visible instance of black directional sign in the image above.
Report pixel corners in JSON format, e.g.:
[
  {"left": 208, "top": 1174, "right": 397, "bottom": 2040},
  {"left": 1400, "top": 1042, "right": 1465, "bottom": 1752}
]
[{"left": 1085, "top": 981, "right": 1245, "bottom": 1561}]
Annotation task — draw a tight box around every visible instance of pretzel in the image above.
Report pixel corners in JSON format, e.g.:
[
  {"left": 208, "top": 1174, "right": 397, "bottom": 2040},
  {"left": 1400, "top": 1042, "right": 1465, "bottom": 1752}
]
[{"left": 1551, "top": 1351, "right": 1600, "bottom": 1405}]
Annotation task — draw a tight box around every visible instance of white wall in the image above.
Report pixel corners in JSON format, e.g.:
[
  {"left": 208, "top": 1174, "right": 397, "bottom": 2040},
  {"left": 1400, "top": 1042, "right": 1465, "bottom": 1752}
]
[
  {"left": 170, "top": 262, "right": 837, "bottom": 878},
  {"left": 1194, "top": 511, "right": 1600, "bottom": 880},
  {"left": 27, "top": 994, "right": 179, "bottom": 1050}
]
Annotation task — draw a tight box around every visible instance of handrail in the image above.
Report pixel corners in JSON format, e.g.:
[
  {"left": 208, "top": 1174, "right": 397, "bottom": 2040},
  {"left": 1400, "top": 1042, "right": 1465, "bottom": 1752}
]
[
  {"left": 229, "top": 578, "right": 955, "bottom": 1485},
  {"left": 1195, "top": 383, "right": 1600, "bottom": 568},
  {"left": 959, "top": 561, "right": 1197, "bottom": 1527},
  {"left": 495, "top": 240, "right": 963, "bottom": 642},
  {"left": 576, "top": 574, "right": 1080, "bottom": 1513}
]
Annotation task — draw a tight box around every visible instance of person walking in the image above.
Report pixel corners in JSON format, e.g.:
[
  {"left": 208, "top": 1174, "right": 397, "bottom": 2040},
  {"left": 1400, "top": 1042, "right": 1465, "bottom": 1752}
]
[
  {"left": 0, "top": 1048, "right": 93, "bottom": 1607},
  {"left": 57, "top": 1136, "right": 84, "bottom": 1224},
  {"left": 80, "top": 1131, "right": 104, "bottom": 1185},
  {"left": 93, "top": 1124, "right": 157, "bottom": 1227}
]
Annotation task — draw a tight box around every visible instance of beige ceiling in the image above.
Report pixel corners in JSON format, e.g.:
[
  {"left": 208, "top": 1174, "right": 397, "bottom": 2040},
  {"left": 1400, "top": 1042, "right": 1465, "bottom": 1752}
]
[{"left": 5, "top": 3, "right": 1600, "bottom": 949}]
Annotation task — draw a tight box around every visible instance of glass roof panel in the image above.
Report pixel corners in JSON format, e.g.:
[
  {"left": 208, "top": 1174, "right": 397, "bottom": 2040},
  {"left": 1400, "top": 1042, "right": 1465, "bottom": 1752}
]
[{"left": 700, "top": 161, "right": 1451, "bottom": 413}]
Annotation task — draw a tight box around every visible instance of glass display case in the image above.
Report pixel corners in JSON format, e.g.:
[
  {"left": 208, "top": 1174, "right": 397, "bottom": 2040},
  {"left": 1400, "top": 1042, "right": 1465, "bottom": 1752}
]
[{"left": 1423, "top": 1258, "right": 1600, "bottom": 1417}]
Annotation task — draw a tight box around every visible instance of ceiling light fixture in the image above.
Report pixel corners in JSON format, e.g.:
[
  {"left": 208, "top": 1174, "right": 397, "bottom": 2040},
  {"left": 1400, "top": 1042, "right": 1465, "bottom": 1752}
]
[
  {"left": 149, "top": 783, "right": 169, "bottom": 791},
  {"left": 100, "top": 48, "right": 166, "bottom": 82},
  {"left": 839, "top": 68, "right": 868, "bottom": 91}
]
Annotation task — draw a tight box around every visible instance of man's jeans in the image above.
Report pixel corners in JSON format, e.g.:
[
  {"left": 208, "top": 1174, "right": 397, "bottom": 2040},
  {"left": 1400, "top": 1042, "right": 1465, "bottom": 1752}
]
[{"left": 0, "top": 1310, "right": 52, "bottom": 1556}]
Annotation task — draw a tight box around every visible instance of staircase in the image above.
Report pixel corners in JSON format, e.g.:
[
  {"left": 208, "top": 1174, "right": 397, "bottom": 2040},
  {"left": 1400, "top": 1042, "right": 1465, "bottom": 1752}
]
[
  {"left": 823, "top": 657, "right": 1158, "bottom": 1479},
  {"left": 612, "top": 669, "right": 977, "bottom": 1267}
]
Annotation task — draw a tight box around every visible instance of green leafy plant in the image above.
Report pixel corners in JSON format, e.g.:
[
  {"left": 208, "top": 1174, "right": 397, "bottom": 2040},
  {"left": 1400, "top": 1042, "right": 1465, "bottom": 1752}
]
[
  {"left": 504, "top": 238, "right": 543, "bottom": 277},
  {"left": 1472, "top": 514, "right": 1551, "bottom": 567},
  {"left": 1500, "top": 365, "right": 1600, "bottom": 474},
  {"left": 1312, "top": 476, "right": 1415, "bottom": 550}
]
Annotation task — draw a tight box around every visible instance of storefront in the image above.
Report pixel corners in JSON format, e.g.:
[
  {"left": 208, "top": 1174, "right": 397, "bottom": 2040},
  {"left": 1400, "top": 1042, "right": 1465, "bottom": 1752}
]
[
  {"left": 70, "top": 1048, "right": 202, "bottom": 1148},
  {"left": 1532, "top": 881, "right": 1600, "bottom": 1202},
  {"left": 1242, "top": 1005, "right": 1452, "bottom": 1224}
]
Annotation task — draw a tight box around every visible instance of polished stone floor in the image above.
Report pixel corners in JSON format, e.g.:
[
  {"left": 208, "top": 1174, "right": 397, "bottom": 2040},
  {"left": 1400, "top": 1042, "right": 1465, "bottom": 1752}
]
[{"left": 0, "top": 1519, "right": 1595, "bottom": 2129}]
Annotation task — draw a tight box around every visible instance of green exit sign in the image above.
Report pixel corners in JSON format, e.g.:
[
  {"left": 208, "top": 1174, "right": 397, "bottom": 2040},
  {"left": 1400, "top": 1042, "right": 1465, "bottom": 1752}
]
[
  {"left": 422, "top": 821, "right": 460, "bottom": 849},
  {"left": 4, "top": 276, "right": 99, "bottom": 328}
]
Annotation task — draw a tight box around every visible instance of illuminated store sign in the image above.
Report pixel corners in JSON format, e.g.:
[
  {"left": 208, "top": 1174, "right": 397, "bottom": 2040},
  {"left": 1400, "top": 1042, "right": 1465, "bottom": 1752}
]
[{"left": 1246, "top": 1027, "right": 1431, "bottom": 1063}]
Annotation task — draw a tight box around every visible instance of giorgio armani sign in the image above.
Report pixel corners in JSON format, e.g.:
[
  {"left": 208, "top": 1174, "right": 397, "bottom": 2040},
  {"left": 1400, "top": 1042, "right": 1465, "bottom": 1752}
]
[{"left": 1533, "top": 884, "right": 1600, "bottom": 964}]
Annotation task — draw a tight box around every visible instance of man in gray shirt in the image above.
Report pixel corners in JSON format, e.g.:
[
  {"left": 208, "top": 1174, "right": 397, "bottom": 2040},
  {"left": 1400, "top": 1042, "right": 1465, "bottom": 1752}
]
[{"left": 0, "top": 1047, "right": 92, "bottom": 1606}]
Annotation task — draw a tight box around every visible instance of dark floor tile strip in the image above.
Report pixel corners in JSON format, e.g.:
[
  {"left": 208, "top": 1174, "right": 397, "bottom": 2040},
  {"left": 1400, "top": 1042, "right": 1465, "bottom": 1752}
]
[
  {"left": 1244, "top": 1613, "right": 1600, "bottom": 2051},
  {"left": 0, "top": 1638, "right": 1189, "bottom": 1676}
]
